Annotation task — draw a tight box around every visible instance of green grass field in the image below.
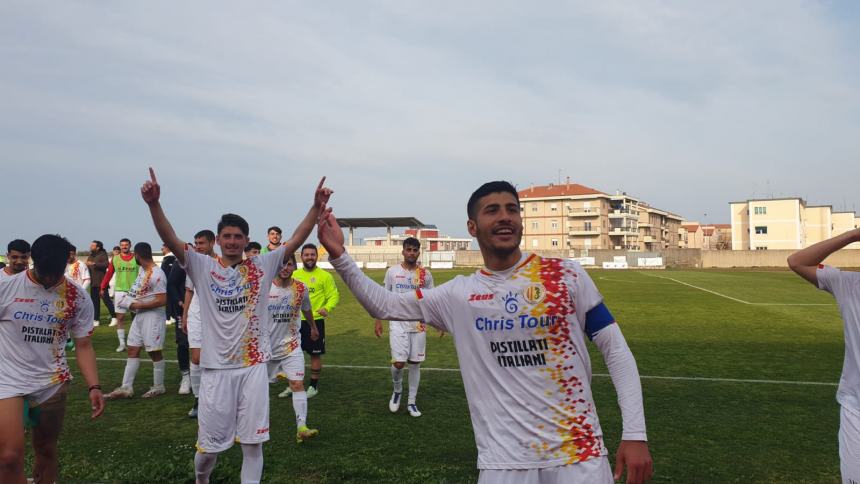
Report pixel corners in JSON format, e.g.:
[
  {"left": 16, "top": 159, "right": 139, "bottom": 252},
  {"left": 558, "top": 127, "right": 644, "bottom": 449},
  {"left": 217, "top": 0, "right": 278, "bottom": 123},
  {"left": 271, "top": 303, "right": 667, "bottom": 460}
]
[{"left": 32, "top": 268, "right": 847, "bottom": 483}]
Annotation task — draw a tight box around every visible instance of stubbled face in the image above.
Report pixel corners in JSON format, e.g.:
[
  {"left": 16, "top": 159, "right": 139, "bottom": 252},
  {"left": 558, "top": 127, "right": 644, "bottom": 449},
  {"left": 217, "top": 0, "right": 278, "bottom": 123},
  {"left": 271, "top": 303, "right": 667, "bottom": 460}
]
[
  {"left": 467, "top": 191, "right": 523, "bottom": 256},
  {"left": 68, "top": 251, "right": 77, "bottom": 264},
  {"left": 279, "top": 258, "right": 296, "bottom": 279},
  {"left": 268, "top": 230, "right": 282, "bottom": 246},
  {"left": 194, "top": 236, "right": 215, "bottom": 255},
  {"left": 301, "top": 248, "right": 317, "bottom": 270},
  {"left": 217, "top": 226, "right": 249, "bottom": 259},
  {"left": 6, "top": 250, "right": 30, "bottom": 273},
  {"left": 402, "top": 245, "right": 420, "bottom": 265},
  {"left": 119, "top": 241, "right": 131, "bottom": 254}
]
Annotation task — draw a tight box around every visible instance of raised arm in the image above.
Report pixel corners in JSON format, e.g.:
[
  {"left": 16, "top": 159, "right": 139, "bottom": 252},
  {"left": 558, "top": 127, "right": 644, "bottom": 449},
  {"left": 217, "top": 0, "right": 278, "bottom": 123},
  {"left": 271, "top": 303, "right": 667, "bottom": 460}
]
[
  {"left": 280, "top": 176, "right": 334, "bottom": 261},
  {"left": 141, "top": 167, "right": 187, "bottom": 265},
  {"left": 319, "top": 211, "right": 427, "bottom": 322},
  {"left": 788, "top": 228, "right": 860, "bottom": 286}
]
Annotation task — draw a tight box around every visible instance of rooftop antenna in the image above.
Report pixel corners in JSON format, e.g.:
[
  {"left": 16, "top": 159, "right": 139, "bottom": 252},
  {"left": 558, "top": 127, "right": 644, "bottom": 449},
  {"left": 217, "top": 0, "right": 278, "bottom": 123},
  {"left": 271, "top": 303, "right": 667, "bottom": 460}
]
[{"left": 557, "top": 168, "right": 562, "bottom": 185}]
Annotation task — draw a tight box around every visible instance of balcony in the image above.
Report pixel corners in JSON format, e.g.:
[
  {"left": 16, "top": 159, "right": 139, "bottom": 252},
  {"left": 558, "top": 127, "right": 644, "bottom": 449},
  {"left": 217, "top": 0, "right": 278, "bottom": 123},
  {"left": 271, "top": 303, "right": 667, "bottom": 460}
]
[
  {"left": 639, "top": 222, "right": 654, "bottom": 228},
  {"left": 608, "top": 209, "right": 639, "bottom": 219},
  {"left": 567, "top": 208, "right": 601, "bottom": 217},
  {"left": 609, "top": 227, "right": 639, "bottom": 236},
  {"left": 568, "top": 226, "right": 601, "bottom": 236},
  {"left": 643, "top": 236, "right": 655, "bottom": 243}
]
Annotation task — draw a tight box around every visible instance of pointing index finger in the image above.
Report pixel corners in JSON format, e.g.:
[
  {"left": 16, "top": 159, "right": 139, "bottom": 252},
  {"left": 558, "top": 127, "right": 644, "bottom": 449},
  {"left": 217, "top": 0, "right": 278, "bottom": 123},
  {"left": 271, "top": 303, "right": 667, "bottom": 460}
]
[
  {"left": 149, "top": 167, "right": 157, "bottom": 184},
  {"left": 317, "top": 176, "right": 326, "bottom": 191}
]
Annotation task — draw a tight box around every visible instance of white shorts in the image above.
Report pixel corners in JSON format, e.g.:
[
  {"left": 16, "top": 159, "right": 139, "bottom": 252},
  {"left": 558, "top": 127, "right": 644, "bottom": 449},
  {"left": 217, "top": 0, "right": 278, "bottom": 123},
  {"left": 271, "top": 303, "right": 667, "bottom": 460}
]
[
  {"left": 267, "top": 352, "right": 305, "bottom": 382},
  {"left": 114, "top": 291, "right": 131, "bottom": 314},
  {"left": 127, "top": 311, "right": 166, "bottom": 352},
  {"left": 840, "top": 405, "right": 860, "bottom": 483},
  {"left": 478, "top": 458, "right": 612, "bottom": 484},
  {"left": 0, "top": 382, "right": 66, "bottom": 406},
  {"left": 197, "top": 364, "right": 269, "bottom": 453},
  {"left": 390, "top": 327, "right": 426, "bottom": 363},
  {"left": 187, "top": 317, "right": 202, "bottom": 349}
]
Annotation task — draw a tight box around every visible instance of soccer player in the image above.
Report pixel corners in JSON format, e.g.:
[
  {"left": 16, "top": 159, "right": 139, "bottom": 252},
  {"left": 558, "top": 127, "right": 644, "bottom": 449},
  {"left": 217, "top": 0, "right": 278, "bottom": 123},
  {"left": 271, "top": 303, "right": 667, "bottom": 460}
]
[
  {"left": 100, "top": 238, "right": 140, "bottom": 352},
  {"left": 106, "top": 242, "right": 169, "bottom": 400},
  {"left": 318, "top": 181, "right": 653, "bottom": 484},
  {"left": 261, "top": 226, "right": 282, "bottom": 254},
  {"left": 182, "top": 229, "right": 217, "bottom": 418},
  {"left": 86, "top": 240, "right": 113, "bottom": 327},
  {"left": 141, "top": 168, "right": 331, "bottom": 484},
  {"left": 64, "top": 245, "right": 91, "bottom": 351},
  {"left": 374, "top": 237, "right": 434, "bottom": 417},
  {"left": 788, "top": 228, "right": 860, "bottom": 482},
  {"left": 267, "top": 253, "right": 320, "bottom": 442},
  {"left": 1, "top": 239, "right": 31, "bottom": 279},
  {"left": 244, "top": 242, "right": 262, "bottom": 258},
  {"left": 292, "top": 243, "right": 339, "bottom": 397},
  {"left": 0, "top": 234, "right": 105, "bottom": 484}
]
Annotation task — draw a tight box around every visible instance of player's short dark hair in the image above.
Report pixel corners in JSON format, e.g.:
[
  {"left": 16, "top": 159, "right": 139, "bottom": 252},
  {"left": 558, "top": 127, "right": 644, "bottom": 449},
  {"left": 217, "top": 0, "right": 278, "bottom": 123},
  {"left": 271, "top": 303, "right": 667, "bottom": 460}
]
[
  {"left": 119, "top": 238, "right": 132, "bottom": 245},
  {"left": 403, "top": 237, "right": 420, "bottom": 249},
  {"left": 301, "top": 243, "right": 317, "bottom": 254},
  {"left": 267, "top": 226, "right": 282, "bottom": 235},
  {"left": 31, "top": 235, "right": 71, "bottom": 276},
  {"left": 467, "top": 181, "right": 520, "bottom": 221},
  {"left": 245, "top": 241, "right": 262, "bottom": 252},
  {"left": 218, "top": 213, "right": 249, "bottom": 236},
  {"left": 112, "top": 246, "right": 121, "bottom": 252},
  {"left": 134, "top": 242, "right": 153, "bottom": 260},
  {"left": 7, "top": 239, "right": 31, "bottom": 254},
  {"left": 195, "top": 229, "right": 215, "bottom": 241},
  {"left": 68, "top": 244, "right": 77, "bottom": 253},
  {"left": 92, "top": 240, "right": 104, "bottom": 250}
]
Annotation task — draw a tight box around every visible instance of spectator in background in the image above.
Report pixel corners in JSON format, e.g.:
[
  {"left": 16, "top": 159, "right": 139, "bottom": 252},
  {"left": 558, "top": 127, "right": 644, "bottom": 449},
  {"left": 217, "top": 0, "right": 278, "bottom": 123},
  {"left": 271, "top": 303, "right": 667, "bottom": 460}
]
[
  {"left": 261, "top": 226, "right": 282, "bottom": 254},
  {"left": 245, "top": 241, "right": 262, "bottom": 258},
  {"left": 86, "top": 240, "right": 111, "bottom": 327},
  {"left": 161, "top": 244, "right": 177, "bottom": 326}
]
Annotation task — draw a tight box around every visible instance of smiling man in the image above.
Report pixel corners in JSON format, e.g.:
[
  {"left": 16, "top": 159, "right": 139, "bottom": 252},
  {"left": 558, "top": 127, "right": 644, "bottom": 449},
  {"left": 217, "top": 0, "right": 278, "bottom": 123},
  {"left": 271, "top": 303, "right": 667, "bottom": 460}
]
[
  {"left": 318, "top": 181, "right": 652, "bottom": 484},
  {"left": 141, "top": 168, "right": 331, "bottom": 484}
]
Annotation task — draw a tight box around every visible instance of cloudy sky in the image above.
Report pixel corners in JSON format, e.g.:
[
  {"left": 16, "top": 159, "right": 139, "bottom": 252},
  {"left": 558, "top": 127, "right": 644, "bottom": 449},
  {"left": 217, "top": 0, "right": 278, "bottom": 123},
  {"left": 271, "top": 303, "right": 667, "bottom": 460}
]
[{"left": 2, "top": 1, "right": 858, "bottom": 249}]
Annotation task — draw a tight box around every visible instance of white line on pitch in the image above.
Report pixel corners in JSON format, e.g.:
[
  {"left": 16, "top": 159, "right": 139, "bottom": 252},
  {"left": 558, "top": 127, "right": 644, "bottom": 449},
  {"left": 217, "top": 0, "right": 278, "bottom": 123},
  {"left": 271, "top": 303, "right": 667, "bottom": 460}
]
[
  {"left": 80, "top": 357, "right": 837, "bottom": 386},
  {"left": 643, "top": 274, "right": 833, "bottom": 306}
]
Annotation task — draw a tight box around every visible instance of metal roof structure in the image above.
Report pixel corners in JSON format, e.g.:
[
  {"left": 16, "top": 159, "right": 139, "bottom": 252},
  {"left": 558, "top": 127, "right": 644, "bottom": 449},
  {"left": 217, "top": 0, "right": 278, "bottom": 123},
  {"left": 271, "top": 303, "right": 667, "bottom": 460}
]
[{"left": 336, "top": 217, "right": 426, "bottom": 229}]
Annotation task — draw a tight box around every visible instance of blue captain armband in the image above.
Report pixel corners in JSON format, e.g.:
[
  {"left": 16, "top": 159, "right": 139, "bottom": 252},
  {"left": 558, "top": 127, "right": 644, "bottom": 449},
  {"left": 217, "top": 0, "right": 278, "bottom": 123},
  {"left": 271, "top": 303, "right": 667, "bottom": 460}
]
[{"left": 584, "top": 303, "right": 615, "bottom": 340}]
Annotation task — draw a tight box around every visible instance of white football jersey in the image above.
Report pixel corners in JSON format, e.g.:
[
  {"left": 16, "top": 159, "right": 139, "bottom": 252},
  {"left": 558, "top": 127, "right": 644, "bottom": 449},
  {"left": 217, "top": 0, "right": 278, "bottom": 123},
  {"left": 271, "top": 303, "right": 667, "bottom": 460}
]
[
  {"left": 128, "top": 265, "right": 167, "bottom": 316},
  {"left": 267, "top": 279, "right": 311, "bottom": 360},
  {"left": 383, "top": 264, "right": 434, "bottom": 332},
  {"left": 818, "top": 265, "right": 860, "bottom": 412}
]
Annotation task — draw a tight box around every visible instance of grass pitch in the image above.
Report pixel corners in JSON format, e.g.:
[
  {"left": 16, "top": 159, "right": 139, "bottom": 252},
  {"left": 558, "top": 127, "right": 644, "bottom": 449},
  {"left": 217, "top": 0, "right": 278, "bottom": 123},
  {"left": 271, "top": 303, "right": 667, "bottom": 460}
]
[{"left": 33, "top": 268, "right": 846, "bottom": 483}]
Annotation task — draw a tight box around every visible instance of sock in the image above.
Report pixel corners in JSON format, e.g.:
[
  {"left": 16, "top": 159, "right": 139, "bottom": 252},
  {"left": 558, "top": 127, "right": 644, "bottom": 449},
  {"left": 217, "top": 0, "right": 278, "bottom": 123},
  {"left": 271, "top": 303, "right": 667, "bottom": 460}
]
[
  {"left": 190, "top": 363, "right": 201, "bottom": 397},
  {"left": 121, "top": 357, "right": 140, "bottom": 388},
  {"left": 194, "top": 452, "right": 218, "bottom": 484},
  {"left": 292, "top": 390, "right": 307, "bottom": 428},
  {"left": 240, "top": 443, "right": 264, "bottom": 484},
  {"left": 408, "top": 363, "right": 421, "bottom": 404},
  {"left": 309, "top": 368, "right": 320, "bottom": 389},
  {"left": 391, "top": 365, "right": 403, "bottom": 393},
  {"left": 117, "top": 328, "right": 126, "bottom": 346},
  {"left": 153, "top": 360, "right": 165, "bottom": 387}
]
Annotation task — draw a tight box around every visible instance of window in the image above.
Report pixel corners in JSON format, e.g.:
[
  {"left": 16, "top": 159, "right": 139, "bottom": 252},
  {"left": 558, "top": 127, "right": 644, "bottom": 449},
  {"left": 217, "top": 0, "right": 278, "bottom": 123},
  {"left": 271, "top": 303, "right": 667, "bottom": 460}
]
[
  {"left": 531, "top": 221, "right": 539, "bottom": 230},
  {"left": 755, "top": 226, "right": 767, "bottom": 235},
  {"left": 550, "top": 203, "right": 558, "bottom": 212},
  {"left": 754, "top": 206, "right": 767, "bottom": 215},
  {"left": 755, "top": 246, "right": 768, "bottom": 250},
  {"left": 551, "top": 239, "right": 559, "bottom": 247},
  {"left": 584, "top": 222, "right": 592, "bottom": 231},
  {"left": 551, "top": 220, "right": 559, "bottom": 229},
  {"left": 531, "top": 239, "right": 539, "bottom": 248},
  {"left": 531, "top": 204, "right": 539, "bottom": 212}
]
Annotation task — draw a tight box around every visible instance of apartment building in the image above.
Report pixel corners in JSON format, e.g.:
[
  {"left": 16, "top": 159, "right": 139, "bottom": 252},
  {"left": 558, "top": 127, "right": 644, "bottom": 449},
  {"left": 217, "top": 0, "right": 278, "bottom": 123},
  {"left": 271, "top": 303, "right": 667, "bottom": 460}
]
[
  {"left": 519, "top": 182, "right": 683, "bottom": 251},
  {"left": 730, "top": 198, "right": 860, "bottom": 250},
  {"left": 678, "top": 222, "right": 732, "bottom": 250}
]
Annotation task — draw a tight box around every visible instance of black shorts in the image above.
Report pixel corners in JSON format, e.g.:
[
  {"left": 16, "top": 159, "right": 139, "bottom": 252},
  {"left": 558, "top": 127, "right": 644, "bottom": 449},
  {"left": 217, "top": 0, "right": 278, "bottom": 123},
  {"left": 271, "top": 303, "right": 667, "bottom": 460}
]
[{"left": 300, "top": 319, "right": 325, "bottom": 355}]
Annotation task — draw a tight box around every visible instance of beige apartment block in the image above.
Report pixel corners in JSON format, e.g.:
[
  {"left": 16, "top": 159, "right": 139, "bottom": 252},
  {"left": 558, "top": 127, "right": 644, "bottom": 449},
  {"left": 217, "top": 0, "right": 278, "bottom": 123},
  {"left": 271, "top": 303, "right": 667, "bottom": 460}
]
[
  {"left": 638, "top": 204, "right": 684, "bottom": 251},
  {"left": 730, "top": 198, "right": 859, "bottom": 250},
  {"left": 519, "top": 182, "right": 683, "bottom": 251}
]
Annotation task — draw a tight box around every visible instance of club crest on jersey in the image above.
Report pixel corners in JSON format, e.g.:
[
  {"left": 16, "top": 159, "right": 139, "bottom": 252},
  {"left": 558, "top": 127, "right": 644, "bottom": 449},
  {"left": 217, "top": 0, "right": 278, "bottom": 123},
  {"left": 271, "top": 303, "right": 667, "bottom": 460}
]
[{"left": 522, "top": 284, "right": 545, "bottom": 305}]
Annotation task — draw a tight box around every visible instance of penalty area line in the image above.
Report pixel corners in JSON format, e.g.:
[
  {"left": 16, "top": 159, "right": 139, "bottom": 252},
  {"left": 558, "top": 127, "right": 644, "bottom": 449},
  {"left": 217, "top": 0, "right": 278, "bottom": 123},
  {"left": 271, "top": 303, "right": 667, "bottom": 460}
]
[{"left": 79, "top": 357, "right": 837, "bottom": 386}]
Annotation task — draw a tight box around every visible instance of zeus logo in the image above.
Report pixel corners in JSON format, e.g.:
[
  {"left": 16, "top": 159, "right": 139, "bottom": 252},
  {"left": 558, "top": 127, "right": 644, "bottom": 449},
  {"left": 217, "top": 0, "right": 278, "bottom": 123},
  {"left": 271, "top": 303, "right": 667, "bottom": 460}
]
[{"left": 468, "top": 293, "right": 494, "bottom": 302}]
